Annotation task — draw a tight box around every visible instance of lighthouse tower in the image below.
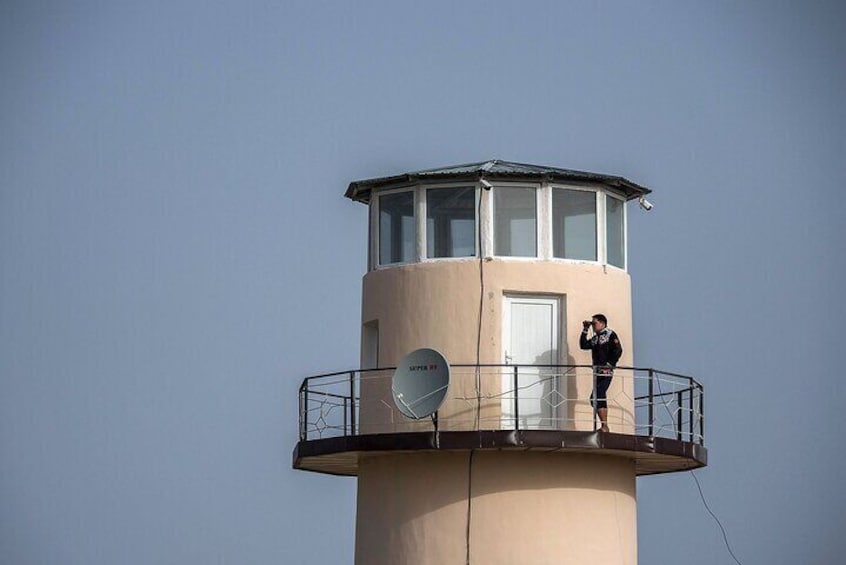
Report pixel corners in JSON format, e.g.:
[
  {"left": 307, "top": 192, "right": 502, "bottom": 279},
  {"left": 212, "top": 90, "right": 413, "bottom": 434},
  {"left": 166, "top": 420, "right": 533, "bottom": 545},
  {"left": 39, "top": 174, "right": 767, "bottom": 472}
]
[{"left": 293, "top": 160, "right": 706, "bottom": 565}]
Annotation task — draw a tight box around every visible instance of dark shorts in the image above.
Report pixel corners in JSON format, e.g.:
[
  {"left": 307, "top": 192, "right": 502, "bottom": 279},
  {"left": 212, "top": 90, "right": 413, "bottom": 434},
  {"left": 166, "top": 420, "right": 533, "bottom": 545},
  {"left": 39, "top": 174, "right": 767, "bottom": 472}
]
[{"left": 590, "top": 372, "right": 613, "bottom": 410}]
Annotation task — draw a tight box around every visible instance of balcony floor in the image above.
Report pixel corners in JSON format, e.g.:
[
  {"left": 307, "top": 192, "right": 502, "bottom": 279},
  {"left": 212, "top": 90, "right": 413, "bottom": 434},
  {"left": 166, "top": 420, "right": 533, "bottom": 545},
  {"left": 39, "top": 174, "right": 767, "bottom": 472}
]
[{"left": 292, "top": 429, "right": 707, "bottom": 477}]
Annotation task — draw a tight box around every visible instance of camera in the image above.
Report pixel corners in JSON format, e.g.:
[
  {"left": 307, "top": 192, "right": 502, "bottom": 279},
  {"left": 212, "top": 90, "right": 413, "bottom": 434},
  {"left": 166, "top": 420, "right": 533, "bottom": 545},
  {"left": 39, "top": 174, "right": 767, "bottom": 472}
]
[{"left": 582, "top": 320, "right": 592, "bottom": 328}]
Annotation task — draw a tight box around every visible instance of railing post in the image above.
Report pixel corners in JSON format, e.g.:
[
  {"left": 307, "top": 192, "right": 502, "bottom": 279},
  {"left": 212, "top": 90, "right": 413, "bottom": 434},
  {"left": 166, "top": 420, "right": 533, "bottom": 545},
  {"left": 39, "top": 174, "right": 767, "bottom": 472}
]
[
  {"left": 301, "top": 382, "right": 309, "bottom": 441},
  {"left": 688, "top": 379, "right": 694, "bottom": 442},
  {"left": 699, "top": 384, "right": 705, "bottom": 445},
  {"left": 676, "top": 391, "right": 683, "bottom": 441},
  {"left": 513, "top": 365, "right": 520, "bottom": 431},
  {"left": 349, "top": 371, "right": 356, "bottom": 437},
  {"left": 647, "top": 369, "right": 654, "bottom": 437},
  {"left": 343, "top": 397, "right": 348, "bottom": 437}
]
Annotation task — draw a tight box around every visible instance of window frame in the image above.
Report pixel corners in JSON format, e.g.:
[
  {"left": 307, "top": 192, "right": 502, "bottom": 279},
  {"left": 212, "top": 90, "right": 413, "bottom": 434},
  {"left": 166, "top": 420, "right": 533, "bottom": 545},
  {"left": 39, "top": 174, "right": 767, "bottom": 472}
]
[
  {"left": 549, "top": 184, "right": 601, "bottom": 264},
  {"left": 373, "top": 185, "right": 419, "bottom": 269},
  {"left": 369, "top": 180, "right": 628, "bottom": 272},
  {"left": 421, "top": 183, "right": 480, "bottom": 262},
  {"left": 603, "top": 189, "right": 628, "bottom": 271},
  {"left": 490, "top": 182, "right": 541, "bottom": 260}
]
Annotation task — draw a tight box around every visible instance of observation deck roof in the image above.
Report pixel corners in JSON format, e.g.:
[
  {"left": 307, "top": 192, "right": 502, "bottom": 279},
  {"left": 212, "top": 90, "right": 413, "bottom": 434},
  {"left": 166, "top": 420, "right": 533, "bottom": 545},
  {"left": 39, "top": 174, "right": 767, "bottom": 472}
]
[{"left": 345, "top": 159, "right": 652, "bottom": 204}]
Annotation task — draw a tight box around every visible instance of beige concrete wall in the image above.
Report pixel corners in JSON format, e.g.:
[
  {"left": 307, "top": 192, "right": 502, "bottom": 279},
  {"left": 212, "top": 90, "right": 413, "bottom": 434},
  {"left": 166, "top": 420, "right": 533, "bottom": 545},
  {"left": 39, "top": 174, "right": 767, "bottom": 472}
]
[
  {"left": 358, "top": 259, "right": 635, "bottom": 434},
  {"left": 355, "top": 451, "right": 637, "bottom": 565}
]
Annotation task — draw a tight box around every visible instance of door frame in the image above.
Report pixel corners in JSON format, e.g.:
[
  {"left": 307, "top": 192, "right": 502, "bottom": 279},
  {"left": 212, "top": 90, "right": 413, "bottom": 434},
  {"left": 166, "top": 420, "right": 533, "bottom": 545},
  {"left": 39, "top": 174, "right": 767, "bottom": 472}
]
[{"left": 501, "top": 293, "right": 566, "bottom": 429}]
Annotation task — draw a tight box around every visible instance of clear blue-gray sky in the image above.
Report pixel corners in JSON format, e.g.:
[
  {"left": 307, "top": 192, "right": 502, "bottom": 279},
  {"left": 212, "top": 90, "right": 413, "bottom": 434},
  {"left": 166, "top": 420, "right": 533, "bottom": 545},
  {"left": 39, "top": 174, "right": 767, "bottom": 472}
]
[{"left": 2, "top": 1, "right": 844, "bottom": 563}]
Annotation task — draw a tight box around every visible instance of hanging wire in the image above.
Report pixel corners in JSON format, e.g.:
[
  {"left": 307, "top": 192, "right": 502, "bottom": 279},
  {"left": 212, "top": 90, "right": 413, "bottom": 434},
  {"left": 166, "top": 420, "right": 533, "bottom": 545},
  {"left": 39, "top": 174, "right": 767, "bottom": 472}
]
[
  {"left": 690, "top": 470, "right": 744, "bottom": 565},
  {"left": 653, "top": 371, "right": 742, "bottom": 565},
  {"left": 474, "top": 184, "right": 485, "bottom": 429}
]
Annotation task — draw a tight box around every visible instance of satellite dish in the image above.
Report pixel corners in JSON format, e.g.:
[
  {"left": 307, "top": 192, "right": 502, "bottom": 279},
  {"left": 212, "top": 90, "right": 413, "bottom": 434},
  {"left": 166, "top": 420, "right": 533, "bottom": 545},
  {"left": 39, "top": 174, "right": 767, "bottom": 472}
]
[{"left": 392, "top": 348, "right": 450, "bottom": 420}]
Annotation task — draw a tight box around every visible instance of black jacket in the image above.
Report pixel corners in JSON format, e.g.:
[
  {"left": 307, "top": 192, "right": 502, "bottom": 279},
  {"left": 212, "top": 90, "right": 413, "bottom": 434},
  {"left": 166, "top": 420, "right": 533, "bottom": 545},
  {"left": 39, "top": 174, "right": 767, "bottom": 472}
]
[{"left": 580, "top": 328, "right": 623, "bottom": 367}]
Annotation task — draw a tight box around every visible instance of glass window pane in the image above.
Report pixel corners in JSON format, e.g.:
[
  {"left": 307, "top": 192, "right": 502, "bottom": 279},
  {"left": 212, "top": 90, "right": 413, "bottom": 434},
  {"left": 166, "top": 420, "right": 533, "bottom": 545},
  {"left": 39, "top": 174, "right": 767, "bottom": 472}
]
[
  {"left": 426, "top": 187, "right": 476, "bottom": 258},
  {"left": 606, "top": 194, "right": 625, "bottom": 268},
  {"left": 552, "top": 189, "right": 597, "bottom": 260},
  {"left": 379, "top": 191, "right": 415, "bottom": 264},
  {"left": 494, "top": 187, "right": 537, "bottom": 257}
]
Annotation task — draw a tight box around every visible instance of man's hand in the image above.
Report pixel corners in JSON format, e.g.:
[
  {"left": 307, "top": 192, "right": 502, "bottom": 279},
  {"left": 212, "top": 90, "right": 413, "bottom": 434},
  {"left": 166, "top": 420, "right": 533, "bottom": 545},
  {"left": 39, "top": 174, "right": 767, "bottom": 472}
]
[{"left": 582, "top": 320, "right": 591, "bottom": 331}]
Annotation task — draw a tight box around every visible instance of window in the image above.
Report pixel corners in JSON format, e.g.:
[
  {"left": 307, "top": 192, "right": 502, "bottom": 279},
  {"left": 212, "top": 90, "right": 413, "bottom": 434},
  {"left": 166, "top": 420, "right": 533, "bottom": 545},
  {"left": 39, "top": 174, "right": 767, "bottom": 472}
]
[
  {"left": 379, "top": 192, "right": 415, "bottom": 264},
  {"left": 552, "top": 189, "right": 597, "bottom": 260},
  {"left": 426, "top": 187, "right": 476, "bottom": 258},
  {"left": 606, "top": 194, "right": 625, "bottom": 268},
  {"left": 494, "top": 187, "right": 536, "bottom": 257},
  {"left": 362, "top": 320, "right": 379, "bottom": 369}
]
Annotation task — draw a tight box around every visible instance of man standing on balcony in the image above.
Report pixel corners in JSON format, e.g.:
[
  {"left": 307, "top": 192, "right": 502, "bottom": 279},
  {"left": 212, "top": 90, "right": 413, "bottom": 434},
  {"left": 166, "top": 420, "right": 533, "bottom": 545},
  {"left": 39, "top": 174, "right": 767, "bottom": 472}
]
[{"left": 580, "top": 314, "right": 623, "bottom": 433}]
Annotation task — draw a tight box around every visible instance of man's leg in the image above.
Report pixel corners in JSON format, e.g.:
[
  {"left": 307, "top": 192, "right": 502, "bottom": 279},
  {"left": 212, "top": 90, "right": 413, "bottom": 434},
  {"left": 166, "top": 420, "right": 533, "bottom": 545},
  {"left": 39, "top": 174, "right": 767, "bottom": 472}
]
[
  {"left": 598, "top": 407, "right": 609, "bottom": 433},
  {"left": 597, "top": 374, "right": 612, "bottom": 432}
]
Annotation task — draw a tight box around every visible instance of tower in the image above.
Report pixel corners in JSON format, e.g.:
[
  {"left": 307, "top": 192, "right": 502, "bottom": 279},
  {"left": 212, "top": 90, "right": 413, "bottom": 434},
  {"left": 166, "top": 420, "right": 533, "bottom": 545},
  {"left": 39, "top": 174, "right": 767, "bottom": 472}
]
[{"left": 293, "top": 160, "right": 706, "bottom": 564}]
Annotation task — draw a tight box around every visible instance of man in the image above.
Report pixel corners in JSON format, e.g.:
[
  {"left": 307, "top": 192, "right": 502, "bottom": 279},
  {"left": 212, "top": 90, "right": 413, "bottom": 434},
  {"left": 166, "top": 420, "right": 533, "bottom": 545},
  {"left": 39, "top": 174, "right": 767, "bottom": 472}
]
[{"left": 579, "top": 314, "right": 623, "bottom": 433}]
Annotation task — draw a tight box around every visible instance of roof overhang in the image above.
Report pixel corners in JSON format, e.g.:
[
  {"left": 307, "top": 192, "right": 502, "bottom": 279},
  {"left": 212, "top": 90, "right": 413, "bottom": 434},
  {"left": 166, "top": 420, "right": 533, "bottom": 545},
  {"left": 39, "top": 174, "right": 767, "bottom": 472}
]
[{"left": 344, "top": 160, "right": 652, "bottom": 204}]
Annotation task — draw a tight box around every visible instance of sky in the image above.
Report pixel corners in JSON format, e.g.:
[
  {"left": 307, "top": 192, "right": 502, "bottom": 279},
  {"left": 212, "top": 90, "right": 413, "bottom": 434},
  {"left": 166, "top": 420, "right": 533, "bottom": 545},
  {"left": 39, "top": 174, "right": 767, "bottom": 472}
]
[{"left": 1, "top": 1, "right": 845, "bottom": 564}]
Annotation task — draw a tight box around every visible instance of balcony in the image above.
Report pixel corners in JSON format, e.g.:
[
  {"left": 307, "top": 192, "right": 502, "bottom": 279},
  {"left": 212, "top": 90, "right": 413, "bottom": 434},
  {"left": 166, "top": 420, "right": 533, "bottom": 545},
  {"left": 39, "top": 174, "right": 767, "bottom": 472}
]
[{"left": 293, "top": 365, "right": 707, "bottom": 476}]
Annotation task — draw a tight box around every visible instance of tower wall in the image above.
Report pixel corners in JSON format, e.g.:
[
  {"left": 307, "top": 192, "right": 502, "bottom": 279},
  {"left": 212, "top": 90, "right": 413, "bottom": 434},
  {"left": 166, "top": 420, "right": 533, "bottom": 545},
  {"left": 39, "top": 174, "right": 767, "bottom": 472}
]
[
  {"left": 358, "top": 259, "right": 634, "bottom": 434},
  {"left": 355, "top": 259, "right": 638, "bottom": 564},
  {"left": 355, "top": 451, "right": 637, "bottom": 565}
]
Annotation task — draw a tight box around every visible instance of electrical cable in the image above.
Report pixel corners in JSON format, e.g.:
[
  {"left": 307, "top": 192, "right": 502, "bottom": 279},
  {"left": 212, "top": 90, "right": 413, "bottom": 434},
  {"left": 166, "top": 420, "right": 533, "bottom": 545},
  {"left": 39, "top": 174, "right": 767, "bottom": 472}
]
[
  {"left": 652, "top": 372, "right": 743, "bottom": 565},
  {"left": 474, "top": 185, "right": 485, "bottom": 429},
  {"left": 466, "top": 181, "right": 488, "bottom": 565},
  {"left": 465, "top": 183, "right": 738, "bottom": 565},
  {"left": 689, "top": 470, "right": 744, "bottom": 565},
  {"left": 471, "top": 181, "right": 738, "bottom": 564}
]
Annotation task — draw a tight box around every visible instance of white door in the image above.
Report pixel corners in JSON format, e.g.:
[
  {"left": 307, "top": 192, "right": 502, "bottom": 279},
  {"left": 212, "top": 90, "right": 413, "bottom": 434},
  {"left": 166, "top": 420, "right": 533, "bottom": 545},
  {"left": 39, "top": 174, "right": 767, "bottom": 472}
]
[{"left": 502, "top": 295, "right": 563, "bottom": 430}]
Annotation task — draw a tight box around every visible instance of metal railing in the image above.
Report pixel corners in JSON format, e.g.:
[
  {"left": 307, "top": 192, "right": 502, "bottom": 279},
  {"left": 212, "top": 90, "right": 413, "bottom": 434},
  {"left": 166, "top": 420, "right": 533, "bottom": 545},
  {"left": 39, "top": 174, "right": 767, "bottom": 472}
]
[{"left": 297, "top": 365, "right": 704, "bottom": 445}]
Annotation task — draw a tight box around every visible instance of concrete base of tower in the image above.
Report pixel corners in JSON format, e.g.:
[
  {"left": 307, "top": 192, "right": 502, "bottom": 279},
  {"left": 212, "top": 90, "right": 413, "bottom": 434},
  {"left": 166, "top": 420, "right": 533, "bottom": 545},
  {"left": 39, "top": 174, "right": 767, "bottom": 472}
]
[{"left": 355, "top": 451, "right": 637, "bottom": 565}]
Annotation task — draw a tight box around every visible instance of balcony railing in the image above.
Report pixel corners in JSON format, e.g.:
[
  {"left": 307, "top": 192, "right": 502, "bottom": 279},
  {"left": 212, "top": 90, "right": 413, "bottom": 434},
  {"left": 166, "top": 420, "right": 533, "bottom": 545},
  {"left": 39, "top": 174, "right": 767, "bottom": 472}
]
[{"left": 297, "top": 365, "right": 704, "bottom": 446}]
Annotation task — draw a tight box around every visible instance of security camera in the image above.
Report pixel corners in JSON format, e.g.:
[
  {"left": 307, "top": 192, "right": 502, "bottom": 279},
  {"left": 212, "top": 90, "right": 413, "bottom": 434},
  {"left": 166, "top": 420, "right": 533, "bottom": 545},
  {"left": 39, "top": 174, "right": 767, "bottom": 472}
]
[
  {"left": 638, "top": 197, "right": 654, "bottom": 211},
  {"left": 479, "top": 179, "right": 493, "bottom": 190}
]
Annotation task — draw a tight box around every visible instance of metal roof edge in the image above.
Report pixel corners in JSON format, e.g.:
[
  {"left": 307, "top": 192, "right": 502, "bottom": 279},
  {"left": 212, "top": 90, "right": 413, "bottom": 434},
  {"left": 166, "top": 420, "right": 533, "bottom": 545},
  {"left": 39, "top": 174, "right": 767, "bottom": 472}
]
[{"left": 344, "top": 161, "right": 652, "bottom": 203}]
